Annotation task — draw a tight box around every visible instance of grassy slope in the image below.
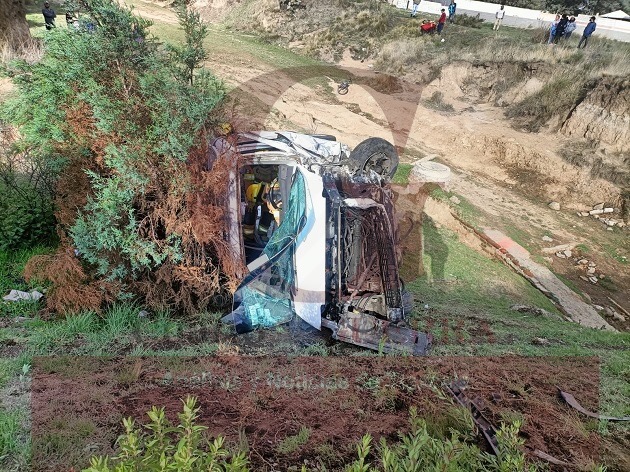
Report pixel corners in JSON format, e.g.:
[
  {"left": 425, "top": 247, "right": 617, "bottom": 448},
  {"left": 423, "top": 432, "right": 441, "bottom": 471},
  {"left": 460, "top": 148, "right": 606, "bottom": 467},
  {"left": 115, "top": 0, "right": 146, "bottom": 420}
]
[{"left": 1, "top": 2, "right": 628, "bottom": 470}]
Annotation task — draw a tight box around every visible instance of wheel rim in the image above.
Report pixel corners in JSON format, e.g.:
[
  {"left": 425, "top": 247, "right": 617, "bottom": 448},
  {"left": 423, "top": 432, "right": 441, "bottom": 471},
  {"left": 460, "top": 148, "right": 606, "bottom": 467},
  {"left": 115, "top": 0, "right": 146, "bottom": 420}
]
[{"left": 363, "top": 152, "right": 393, "bottom": 176}]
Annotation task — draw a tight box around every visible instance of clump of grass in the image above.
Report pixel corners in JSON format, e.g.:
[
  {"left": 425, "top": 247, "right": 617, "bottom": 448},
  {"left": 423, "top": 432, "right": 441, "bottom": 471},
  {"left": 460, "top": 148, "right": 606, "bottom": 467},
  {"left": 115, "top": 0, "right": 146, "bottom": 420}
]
[
  {"left": 0, "top": 408, "right": 22, "bottom": 459},
  {"left": 376, "top": 37, "right": 437, "bottom": 73},
  {"left": 276, "top": 426, "right": 311, "bottom": 454},
  {"left": 423, "top": 91, "right": 455, "bottom": 112},
  {"left": 453, "top": 13, "right": 484, "bottom": 29},
  {"left": 506, "top": 73, "right": 590, "bottom": 131},
  {"left": 302, "top": 342, "right": 329, "bottom": 356},
  {"left": 392, "top": 163, "right": 412, "bottom": 185},
  {"left": 0, "top": 32, "right": 42, "bottom": 66}
]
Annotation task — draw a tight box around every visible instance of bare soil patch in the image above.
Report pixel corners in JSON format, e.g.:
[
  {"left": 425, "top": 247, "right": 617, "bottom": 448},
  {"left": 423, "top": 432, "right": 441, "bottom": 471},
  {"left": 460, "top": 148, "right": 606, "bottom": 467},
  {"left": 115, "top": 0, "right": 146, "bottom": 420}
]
[{"left": 31, "top": 355, "right": 614, "bottom": 471}]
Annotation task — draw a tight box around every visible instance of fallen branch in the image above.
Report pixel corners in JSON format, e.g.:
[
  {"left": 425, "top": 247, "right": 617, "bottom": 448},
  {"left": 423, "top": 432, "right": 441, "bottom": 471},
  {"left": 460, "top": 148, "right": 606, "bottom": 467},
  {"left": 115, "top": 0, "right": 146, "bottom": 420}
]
[{"left": 607, "top": 297, "right": 630, "bottom": 318}]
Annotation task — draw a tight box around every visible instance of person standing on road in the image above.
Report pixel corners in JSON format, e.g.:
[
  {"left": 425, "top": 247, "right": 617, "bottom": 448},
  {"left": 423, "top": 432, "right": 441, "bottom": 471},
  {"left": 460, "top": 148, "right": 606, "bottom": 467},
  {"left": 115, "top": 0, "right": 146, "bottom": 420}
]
[
  {"left": 493, "top": 5, "right": 505, "bottom": 31},
  {"left": 411, "top": 0, "right": 421, "bottom": 17},
  {"left": 437, "top": 8, "right": 447, "bottom": 34},
  {"left": 578, "top": 16, "right": 597, "bottom": 48},
  {"left": 42, "top": 1, "right": 56, "bottom": 30},
  {"left": 564, "top": 17, "right": 577, "bottom": 40},
  {"left": 448, "top": 1, "right": 457, "bottom": 23}
]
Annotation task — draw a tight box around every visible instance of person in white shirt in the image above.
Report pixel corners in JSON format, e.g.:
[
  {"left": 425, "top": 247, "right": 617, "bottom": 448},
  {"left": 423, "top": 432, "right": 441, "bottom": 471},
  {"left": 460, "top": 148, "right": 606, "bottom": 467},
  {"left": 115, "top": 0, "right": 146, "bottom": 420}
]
[{"left": 494, "top": 5, "right": 505, "bottom": 31}]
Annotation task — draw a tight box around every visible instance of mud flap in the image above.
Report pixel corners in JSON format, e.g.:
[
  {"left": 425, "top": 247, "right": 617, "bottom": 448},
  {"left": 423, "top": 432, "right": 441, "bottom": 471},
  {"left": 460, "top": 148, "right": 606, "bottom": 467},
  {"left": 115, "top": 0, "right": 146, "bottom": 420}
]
[{"left": 330, "top": 311, "right": 432, "bottom": 355}]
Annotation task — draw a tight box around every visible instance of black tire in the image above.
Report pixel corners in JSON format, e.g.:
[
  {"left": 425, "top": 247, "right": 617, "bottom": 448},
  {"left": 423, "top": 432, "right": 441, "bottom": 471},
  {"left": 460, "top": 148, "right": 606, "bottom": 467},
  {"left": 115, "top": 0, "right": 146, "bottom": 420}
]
[
  {"left": 337, "top": 85, "right": 349, "bottom": 95},
  {"left": 347, "top": 137, "right": 399, "bottom": 179}
]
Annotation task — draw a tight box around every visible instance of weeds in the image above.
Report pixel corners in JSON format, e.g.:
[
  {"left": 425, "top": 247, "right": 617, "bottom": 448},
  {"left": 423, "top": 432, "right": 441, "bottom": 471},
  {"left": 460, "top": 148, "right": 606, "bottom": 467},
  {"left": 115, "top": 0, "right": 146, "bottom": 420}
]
[
  {"left": 302, "top": 342, "right": 329, "bottom": 356},
  {"left": 0, "top": 408, "right": 21, "bottom": 459},
  {"left": 276, "top": 427, "right": 311, "bottom": 454},
  {"left": 423, "top": 91, "right": 455, "bottom": 112},
  {"left": 344, "top": 408, "right": 538, "bottom": 471},
  {"left": 453, "top": 13, "right": 484, "bottom": 29},
  {"left": 83, "top": 399, "right": 543, "bottom": 471},
  {"left": 24, "top": 303, "right": 183, "bottom": 355},
  {"left": 83, "top": 396, "right": 249, "bottom": 471}
]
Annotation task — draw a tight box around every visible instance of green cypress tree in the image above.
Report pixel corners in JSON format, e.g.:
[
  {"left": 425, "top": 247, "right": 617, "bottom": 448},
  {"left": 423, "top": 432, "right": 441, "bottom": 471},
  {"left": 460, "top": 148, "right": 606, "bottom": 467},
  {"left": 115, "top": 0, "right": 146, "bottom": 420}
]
[{"left": 4, "top": 0, "right": 229, "bottom": 312}]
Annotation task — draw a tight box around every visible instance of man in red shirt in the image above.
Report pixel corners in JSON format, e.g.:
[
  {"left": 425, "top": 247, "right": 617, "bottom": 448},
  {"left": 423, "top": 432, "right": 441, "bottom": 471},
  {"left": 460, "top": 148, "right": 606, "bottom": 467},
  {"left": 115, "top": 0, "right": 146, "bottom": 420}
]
[{"left": 437, "top": 9, "right": 447, "bottom": 34}]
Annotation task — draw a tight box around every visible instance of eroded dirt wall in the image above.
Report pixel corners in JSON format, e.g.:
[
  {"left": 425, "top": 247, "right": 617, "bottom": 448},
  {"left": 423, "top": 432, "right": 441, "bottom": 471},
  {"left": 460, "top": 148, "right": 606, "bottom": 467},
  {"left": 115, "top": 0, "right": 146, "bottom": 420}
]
[{"left": 561, "top": 77, "right": 630, "bottom": 153}]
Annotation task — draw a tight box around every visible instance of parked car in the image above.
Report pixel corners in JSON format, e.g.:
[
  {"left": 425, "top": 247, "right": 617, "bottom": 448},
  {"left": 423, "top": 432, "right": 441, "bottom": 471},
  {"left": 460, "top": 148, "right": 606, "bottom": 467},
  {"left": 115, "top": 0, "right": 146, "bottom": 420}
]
[{"left": 212, "top": 131, "right": 432, "bottom": 355}]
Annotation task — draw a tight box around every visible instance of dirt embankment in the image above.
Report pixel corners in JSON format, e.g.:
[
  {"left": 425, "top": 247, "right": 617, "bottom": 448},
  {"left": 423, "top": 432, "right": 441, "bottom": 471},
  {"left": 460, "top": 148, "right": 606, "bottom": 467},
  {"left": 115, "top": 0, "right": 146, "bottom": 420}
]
[
  {"left": 422, "top": 61, "right": 629, "bottom": 193},
  {"left": 431, "top": 62, "right": 630, "bottom": 151},
  {"left": 192, "top": 0, "right": 246, "bottom": 22},
  {"left": 442, "top": 61, "right": 552, "bottom": 107},
  {"left": 562, "top": 77, "right": 630, "bottom": 153}
]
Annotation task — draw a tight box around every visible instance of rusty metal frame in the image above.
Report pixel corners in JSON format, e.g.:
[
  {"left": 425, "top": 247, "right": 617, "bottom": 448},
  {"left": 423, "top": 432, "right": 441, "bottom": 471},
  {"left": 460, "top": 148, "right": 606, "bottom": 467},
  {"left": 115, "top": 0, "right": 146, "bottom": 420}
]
[{"left": 445, "top": 379, "right": 500, "bottom": 455}]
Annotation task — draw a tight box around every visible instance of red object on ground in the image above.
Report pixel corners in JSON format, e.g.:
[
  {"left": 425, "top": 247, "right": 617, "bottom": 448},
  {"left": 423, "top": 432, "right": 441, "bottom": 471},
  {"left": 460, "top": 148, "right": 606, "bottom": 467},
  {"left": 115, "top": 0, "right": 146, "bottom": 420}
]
[{"left": 421, "top": 21, "right": 437, "bottom": 33}]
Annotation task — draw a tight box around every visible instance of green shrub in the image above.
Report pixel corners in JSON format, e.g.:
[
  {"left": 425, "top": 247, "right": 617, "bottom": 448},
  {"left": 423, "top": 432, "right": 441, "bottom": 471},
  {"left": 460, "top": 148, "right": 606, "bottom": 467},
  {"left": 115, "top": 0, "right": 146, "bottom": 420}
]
[
  {"left": 4, "top": 0, "right": 233, "bottom": 313},
  {"left": 0, "top": 180, "right": 55, "bottom": 252},
  {"left": 453, "top": 13, "right": 484, "bottom": 29},
  {"left": 86, "top": 400, "right": 545, "bottom": 472},
  {"left": 83, "top": 396, "right": 249, "bottom": 472},
  {"left": 0, "top": 126, "right": 57, "bottom": 251},
  {"left": 346, "top": 408, "right": 537, "bottom": 471}
]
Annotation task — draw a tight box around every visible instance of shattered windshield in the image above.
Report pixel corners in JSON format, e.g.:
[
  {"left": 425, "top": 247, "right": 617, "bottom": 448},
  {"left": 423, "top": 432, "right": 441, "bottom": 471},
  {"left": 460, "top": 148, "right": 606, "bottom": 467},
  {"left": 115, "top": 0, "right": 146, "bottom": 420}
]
[{"left": 229, "top": 171, "right": 307, "bottom": 331}]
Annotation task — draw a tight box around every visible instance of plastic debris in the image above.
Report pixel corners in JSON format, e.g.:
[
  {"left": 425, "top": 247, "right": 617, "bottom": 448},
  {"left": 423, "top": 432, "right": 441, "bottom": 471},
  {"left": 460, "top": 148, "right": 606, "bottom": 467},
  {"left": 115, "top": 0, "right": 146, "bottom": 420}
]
[{"left": 3, "top": 289, "right": 43, "bottom": 302}]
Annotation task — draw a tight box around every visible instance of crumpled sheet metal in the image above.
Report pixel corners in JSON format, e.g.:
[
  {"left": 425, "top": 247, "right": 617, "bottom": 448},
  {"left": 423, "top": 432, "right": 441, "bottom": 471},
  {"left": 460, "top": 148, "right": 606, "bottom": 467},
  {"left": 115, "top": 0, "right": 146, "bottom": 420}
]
[
  {"left": 559, "top": 390, "right": 630, "bottom": 421},
  {"left": 333, "top": 310, "right": 432, "bottom": 355}
]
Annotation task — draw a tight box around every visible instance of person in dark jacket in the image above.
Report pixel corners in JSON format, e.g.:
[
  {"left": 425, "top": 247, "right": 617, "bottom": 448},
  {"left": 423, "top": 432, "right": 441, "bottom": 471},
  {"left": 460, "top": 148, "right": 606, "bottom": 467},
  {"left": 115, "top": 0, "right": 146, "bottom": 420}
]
[
  {"left": 553, "top": 14, "right": 569, "bottom": 43},
  {"left": 42, "top": 2, "right": 56, "bottom": 30},
  {"left": 578, "top": 16, "right": 596, "bottom": 48}
]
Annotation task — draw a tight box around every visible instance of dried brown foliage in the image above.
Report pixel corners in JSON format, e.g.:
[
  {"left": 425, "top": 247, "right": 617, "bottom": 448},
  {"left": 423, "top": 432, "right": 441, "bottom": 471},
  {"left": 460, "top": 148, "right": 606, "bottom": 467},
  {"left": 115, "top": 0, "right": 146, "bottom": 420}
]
[
  {"left": 23, "top": 248, "right": 118, "bottom": 314},
  {"left": 53, "top": 102, "right": 106, "bottom": 232},
  {"left": 135, "top": 134, "right": 245, "bottom": 313},
  {"left": 36, "top": 99, "right": 243, "bottom": 315},
  {"left": 15, "top": 4, "right": 239, "bottom": 316},
  {"left": 23, "top": 97, "right": 243, "bottom": 314}
]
